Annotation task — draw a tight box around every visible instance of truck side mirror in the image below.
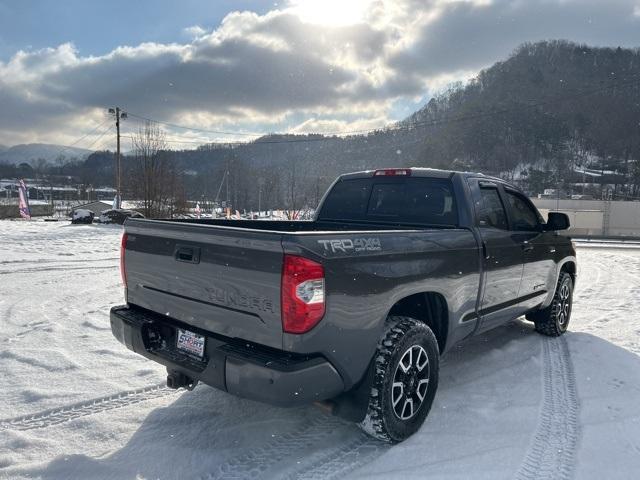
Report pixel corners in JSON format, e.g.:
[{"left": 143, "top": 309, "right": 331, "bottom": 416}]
[{"left": 544, "top": 212, "right": 570, "bottom": 231}]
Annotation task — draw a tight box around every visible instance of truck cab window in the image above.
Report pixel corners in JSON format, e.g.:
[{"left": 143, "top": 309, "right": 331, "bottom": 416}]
[
  {"left": 477, "top": 187, "right": 508, "bottom": 229},
  {"left": 368, "top": 181, "right": 456, "bottom": 223},
  {"left": 504, "top": 191, "right": 540, "bottom": 231},
  {"left": 318, "top": 177, "right": 457, "bottom": 226},
  {"left": 319, "top": 179, "right": 371, "bottom": 218}
]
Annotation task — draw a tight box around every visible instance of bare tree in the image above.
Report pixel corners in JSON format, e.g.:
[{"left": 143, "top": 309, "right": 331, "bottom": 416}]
[
  {"left": 128, "top": 121, "right": 185, "bottom": 218},
  {"left": 282, "top": 154, "right": 313, "bottom": 219}
]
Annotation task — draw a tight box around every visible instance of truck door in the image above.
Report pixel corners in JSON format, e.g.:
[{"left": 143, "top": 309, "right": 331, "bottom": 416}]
[
  {"left": 468, "top": 180, "right": 525, "bottom": 332},
  {"left": 502, "top": 188, "right": 556, "bottom": 309}
]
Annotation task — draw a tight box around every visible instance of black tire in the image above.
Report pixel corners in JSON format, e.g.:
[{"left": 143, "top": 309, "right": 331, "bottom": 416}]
[
  {"left": 359, "top": 316, "right": 439, "bottom": 443},
  {"left": 527, "top": 271, "right": 573, "bottom": 337}
]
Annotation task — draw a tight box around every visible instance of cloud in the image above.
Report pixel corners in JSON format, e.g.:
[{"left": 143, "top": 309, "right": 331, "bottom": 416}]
[
  {"left": 0, "top": 0, "right": 639, "bottom": 146},
  {"left": 387, "top": 0, "right": 640, "bottom": 78},
  {"left": 183, "top": 25, "right": 207, "bottom": 39},
  {"left": 289, "top": 116, "right": 390, "bottom": 135}
]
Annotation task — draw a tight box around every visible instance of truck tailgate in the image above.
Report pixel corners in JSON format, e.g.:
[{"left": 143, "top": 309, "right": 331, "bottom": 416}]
[{"left": 123, "top": 219, "right": 284, "bottom": 349}]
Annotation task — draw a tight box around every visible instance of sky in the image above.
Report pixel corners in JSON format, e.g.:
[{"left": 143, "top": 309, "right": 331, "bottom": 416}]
[{"left": 0, "top": 0, "right": 639, "bottom": 149}]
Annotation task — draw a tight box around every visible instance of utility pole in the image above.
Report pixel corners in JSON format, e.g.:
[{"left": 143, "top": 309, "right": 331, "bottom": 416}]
[
  {"left": 225, "top": 156, "right": 230, "bottom": 211},
  {"left": 108, "top": 107, "right": 127, "bottom": 208}
]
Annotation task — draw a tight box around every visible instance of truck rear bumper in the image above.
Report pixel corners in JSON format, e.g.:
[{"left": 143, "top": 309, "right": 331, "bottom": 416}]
[{"left": 110, "top": 305, "right": 344, "bottom": 407}]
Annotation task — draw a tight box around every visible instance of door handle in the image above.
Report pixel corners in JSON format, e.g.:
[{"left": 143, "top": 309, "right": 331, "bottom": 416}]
[
  {"left": 174, "top": 245, "right": 201, "bottom": 263},
  {"left": 522, "top": 242, "right": 534, "bottom": 253}
]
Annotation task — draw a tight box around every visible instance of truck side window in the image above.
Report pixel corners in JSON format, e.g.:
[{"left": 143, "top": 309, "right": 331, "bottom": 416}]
[
  {"left": 478, "top": 187, "right": 508, "bottom": 229},
  {"left": 504, "top": 190, "right": 539, "bottom": 231}
]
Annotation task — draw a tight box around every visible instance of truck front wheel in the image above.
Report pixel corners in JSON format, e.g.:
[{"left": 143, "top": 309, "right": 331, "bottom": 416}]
[
  {"left": 359, "top": 316, "right": 439, "bottom": 443},
  {"left": 526, "top": 271, "right": 573, "bottom": 337}
]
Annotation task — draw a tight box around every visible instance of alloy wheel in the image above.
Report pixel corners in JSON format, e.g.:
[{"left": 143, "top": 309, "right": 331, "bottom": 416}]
[
  {"left": 391, "top": 345, "right": 430, "bottom": 420},
  {"left": 558, "top": 282, "right": 571, "bottom": 327}
]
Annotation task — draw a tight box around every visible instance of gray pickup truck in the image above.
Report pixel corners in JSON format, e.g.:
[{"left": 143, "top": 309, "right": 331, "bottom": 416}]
[{"left": 110, "top": 168, "right": 576, "bottom": 442}]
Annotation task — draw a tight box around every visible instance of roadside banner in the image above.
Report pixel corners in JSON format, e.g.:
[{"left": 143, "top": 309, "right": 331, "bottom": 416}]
[{"left": 18, "top": 179, "right": 31, "bottom": 220}]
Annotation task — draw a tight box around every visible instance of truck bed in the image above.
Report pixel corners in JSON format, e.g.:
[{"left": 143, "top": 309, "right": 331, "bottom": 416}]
[{"left": 122, "top": 217, "right": 478, "bottom": 362}]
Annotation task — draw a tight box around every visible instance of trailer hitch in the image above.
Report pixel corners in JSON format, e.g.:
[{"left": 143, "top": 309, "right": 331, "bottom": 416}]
[{"left": 166, "top": 370, "right": 198, "bottom": 391}]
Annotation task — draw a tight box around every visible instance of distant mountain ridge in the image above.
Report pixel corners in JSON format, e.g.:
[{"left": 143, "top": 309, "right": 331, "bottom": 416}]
[
  {"left": 0, "top": 143, "right": 91, "bottom": 165},
  {"left": 75, "top": 40, "right": 640, "bottom": 208},
  {"left": 2, "top": 40, "right": 639, "bottom": 205}
]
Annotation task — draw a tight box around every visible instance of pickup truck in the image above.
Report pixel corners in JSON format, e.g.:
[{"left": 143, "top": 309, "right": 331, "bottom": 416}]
[{"left": 110, "top": 168, "right": 576, "bottom": 443}]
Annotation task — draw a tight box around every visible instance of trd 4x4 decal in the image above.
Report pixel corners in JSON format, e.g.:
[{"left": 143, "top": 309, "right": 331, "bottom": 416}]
[{"left": 317, "top": 238, "right": 382, "bottom": 253}]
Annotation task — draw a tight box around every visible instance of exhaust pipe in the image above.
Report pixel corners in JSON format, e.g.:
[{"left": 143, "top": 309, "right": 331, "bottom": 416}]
[{"left": 167, "top": 371, "right": 198, "bottom": 391}]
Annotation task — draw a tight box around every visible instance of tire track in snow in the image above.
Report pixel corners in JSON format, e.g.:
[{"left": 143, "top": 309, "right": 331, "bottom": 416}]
[
  {"left": 286, "top": 432, "right": 387, "bottom": 480},
  {"left": 0, "top": 257, "right": 118, "bottom": 265},
  {"left": 515, "top": 336, "right": 580, "bottom": 480},
  {"left": 206, "top": 414, "right": 348, "bottom": 480},
  {"left": 0, "top": 265, "right": 118, "bottom": 275},
  {"left": 0, "top": 383, "right": 177, "bottom": 431}
]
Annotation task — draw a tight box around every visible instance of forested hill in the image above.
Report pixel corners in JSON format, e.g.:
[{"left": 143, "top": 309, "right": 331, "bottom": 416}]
[
  {"left": 75, "top": 40, "right": 640, "bottom": 210},
  {"left": 402, "top": 40, "right": 640, "bottom": 179}
]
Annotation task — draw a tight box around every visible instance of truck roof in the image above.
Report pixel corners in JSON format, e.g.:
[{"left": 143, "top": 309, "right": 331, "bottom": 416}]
[{"left": 338, "top": 167, "right": 504, "bottom": 183}]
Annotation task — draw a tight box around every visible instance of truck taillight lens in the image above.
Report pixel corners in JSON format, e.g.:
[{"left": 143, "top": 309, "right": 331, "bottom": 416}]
[
  {"left": 281, "top": 255, "right": 325, "bottom": 334},
  {"left": 373, "top": 168, "right": 411, "bottom": 176},
  {"left": 120, "top": 232, "right": 128, "bottom": 288}
]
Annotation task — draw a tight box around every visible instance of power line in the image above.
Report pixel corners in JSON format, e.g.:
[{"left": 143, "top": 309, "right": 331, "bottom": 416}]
[
  {"left": 122, "top": 73, "right": 640, "bottom": 146},
  {"left": 120, "top": 134, "right": 207, "bottom": 145},
  {"left": 126, "top": 112, "right": 260, "bottom": 137},
  {"left": 90, "top": 139, "right": 113, "bottom": 152},
  {"left": 118, "top": 133, "right": 430, "bottom": 160},
  {"left": 50, "top": 117, "right": 113, "bottom": 158},
  {"left": 63, "top": 117, "right": 112, "bottom": 149},
  {"left": 82, "top": 124, "right": 113, "bottom": 151},
  {"left": 125, "top": 75, "right": 640, "bottom": 150}
]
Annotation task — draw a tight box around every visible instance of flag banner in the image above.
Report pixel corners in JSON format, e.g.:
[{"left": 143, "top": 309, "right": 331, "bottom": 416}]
[{"left": 18, "top": 179, "right": 31, "bottom": 220}]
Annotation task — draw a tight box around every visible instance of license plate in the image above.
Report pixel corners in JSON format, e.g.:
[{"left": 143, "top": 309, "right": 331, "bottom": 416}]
[{"left": 176, "top": 329, "right": 205, "bottom": 358}]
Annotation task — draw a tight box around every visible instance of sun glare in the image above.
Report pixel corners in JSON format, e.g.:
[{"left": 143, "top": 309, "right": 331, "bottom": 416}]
[{"left": 287, "top": 0, "right": 373, "bottom": 26}]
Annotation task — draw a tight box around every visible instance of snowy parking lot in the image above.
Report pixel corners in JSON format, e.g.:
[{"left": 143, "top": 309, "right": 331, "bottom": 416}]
[{"left": 1, "top": 220, "right": 639, "bottom": 480}]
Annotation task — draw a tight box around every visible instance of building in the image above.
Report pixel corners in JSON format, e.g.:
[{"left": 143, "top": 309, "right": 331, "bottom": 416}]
[{"left": 70, "top": 200, "right": 112, "bottom": 215}]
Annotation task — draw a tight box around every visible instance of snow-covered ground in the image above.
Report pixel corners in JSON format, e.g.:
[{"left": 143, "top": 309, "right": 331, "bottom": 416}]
[{"left": 0, "top": 219, "right": 639, "bottom": 480}]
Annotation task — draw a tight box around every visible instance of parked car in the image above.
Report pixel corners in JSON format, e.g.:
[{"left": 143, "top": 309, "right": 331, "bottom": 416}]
[
  {"left": 98, "top": 209, "right": 144, "bottom": 225},
  {"left": 110, "top": 168, "right": 575, "bottom": 443},
  {"left": 70, "top": 208, "right": 95, "bottom": 224}
]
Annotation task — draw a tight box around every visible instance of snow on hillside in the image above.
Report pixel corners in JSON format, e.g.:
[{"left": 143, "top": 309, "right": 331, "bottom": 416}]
[
  {"left": 0, "top": 220, "right": 639, "bottom": 479},
  {"left": 0, "top": 143, "right": 91, "bottom": 165}
]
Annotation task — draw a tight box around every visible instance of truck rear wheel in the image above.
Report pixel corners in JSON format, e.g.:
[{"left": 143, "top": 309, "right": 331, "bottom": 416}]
[
  {"left": 359, "top": 316, "right": 439, "bottom": 443},
  {"left": 527, "top": 271, "right": 573, "bottom": 337}
]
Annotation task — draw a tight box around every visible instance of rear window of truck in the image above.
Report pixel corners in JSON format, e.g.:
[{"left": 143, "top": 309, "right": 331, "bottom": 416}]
[{"left": 318, "top": 177, "right": 458, "bottom": 226}]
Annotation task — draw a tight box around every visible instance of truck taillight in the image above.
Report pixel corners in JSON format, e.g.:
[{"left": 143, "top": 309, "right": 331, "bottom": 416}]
[
  {"left": 281, "top": 255, "right": 325, "bottom": 334},
  {"left": 120, "top": 232, "right": 128, "bottom": 288},
  {"left": 373, "top": 168, "right": 411, "bottom": 176}
]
